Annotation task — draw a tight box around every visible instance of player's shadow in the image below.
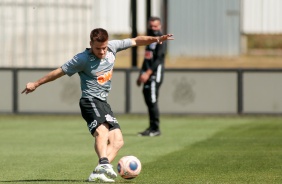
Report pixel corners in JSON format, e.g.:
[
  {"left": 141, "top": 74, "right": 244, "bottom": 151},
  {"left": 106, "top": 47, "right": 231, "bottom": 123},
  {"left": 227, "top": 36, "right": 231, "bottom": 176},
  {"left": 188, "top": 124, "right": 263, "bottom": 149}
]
[{"left": 0, "top": 179, "right": 87, "bottom": 183}]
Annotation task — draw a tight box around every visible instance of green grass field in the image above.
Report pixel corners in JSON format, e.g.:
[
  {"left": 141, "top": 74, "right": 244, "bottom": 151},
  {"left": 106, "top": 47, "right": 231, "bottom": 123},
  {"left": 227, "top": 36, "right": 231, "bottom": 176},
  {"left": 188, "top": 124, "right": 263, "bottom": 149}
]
[{"left": 0, "top": 115, "right": 282, "bottom": 184}]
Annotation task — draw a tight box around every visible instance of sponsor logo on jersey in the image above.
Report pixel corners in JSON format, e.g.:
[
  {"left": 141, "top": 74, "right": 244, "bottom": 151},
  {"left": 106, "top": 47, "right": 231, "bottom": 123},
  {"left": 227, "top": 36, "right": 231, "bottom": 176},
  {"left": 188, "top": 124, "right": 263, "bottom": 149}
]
[
  {"left": 90, "top": 63, "right": 99, "bottom": 69},
  {"left": 145, "top": 51, "right": 153, "bottom": 59},
  {"left": 97, "top": 69, "right": 113, "bottom": 85}
]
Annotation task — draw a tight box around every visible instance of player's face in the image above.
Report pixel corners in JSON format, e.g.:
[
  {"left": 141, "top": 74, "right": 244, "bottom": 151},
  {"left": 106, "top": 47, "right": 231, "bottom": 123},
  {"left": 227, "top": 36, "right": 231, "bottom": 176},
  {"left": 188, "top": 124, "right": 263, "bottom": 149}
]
[
  {"left": 148, "top": 20, "right": 161, "bottom": 31},
  {"left": 90, "top": 41, "right": 108, "bottom": 59}
]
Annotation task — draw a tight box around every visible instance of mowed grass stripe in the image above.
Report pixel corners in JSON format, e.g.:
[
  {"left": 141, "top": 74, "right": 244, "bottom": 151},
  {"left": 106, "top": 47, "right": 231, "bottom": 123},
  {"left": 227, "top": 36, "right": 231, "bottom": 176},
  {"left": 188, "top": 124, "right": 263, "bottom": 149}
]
[
  {"left": 136, "top": 119, "right": 282, "bottom": 184},
  {"left": 116, "top": 115, "right": 250, "bottom": 163}
]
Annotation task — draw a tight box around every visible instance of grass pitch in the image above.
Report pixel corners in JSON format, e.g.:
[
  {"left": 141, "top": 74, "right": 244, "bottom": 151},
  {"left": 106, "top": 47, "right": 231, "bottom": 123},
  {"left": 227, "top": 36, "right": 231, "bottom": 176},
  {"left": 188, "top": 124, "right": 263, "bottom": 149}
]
[{"left": 0, "top": 115, "right": 282, "bottom": 183}]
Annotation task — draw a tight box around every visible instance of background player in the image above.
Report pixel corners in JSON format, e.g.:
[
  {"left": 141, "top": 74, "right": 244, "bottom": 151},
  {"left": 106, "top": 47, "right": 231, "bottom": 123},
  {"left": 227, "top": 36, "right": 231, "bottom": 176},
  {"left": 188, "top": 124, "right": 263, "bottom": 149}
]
[{"left": 137, "top": 17, "right": 167, "bottom": 137}]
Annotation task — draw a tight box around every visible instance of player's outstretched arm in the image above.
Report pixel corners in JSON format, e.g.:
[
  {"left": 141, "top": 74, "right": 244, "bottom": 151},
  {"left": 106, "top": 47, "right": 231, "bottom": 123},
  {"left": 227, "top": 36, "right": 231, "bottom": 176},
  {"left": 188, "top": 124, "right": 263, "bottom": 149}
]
[
  {"left": 21, "top": 67, "right": 65, "bottom": 94},
  {"left": 131, "top": 34, "right": 174, "bottom": 47}
]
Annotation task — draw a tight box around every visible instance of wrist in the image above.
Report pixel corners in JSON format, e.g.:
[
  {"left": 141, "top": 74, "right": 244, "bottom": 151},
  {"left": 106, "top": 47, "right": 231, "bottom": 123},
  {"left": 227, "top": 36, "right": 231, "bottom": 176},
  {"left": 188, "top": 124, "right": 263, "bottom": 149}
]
[
  {"left": 156, "top": 37, "right": 160, "bottom": 43},
  {"left": 34, "top": 81, "right": 40, "bottom": 88},
  {"left": 146, "top": 69, "right": 153, "bottom": 75}
]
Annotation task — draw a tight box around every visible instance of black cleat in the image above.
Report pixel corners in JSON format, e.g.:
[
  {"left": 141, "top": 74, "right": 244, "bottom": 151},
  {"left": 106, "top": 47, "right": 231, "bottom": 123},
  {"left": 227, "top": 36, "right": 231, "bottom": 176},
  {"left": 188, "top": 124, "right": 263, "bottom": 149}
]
[{"left": 138, "top": 129, "right": 161, "bottom": 137}]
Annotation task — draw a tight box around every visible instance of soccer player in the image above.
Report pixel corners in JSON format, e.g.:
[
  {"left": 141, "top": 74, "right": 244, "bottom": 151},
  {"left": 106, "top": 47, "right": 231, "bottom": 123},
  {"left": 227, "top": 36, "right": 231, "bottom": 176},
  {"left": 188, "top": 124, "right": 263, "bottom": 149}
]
[
  {"left": 137, "top": 17, "right": 167, "bottom": 137},
  {"left": 22, "top": 28, "right": 173, "bottom": 182}
]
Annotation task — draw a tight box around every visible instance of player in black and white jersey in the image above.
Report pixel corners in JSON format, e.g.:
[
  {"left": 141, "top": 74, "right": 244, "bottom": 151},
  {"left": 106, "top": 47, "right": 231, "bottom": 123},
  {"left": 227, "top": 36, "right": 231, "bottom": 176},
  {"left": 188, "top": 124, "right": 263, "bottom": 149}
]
[{"left": 22, "top": 28, "right": 173, "bottom": 182}]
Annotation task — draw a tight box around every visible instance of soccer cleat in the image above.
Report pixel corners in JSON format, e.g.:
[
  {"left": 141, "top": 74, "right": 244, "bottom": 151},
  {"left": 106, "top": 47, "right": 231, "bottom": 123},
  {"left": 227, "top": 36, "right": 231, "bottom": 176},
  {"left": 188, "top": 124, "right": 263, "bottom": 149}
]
[
  {"left": 149, "top": 130, "right": 161, "bottom": 137},
  {"left": 94, "top": 164, "right": 117, "bottom": 179},
  {"left": 138, "top": 129, "right": 161, "bottom": 137},
  {"left": 138, "top": 128, "right": 151, "bottom": 136},
  {"left": 88, "top": 172, "right": 115, "bottom": 182}
]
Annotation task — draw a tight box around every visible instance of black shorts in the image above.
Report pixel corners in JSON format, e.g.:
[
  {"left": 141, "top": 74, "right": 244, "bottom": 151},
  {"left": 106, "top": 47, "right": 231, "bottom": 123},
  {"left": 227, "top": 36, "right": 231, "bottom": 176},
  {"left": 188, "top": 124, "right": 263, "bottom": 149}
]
[{"left": 79, "top": 97, "right": 120, "bottom": 135}]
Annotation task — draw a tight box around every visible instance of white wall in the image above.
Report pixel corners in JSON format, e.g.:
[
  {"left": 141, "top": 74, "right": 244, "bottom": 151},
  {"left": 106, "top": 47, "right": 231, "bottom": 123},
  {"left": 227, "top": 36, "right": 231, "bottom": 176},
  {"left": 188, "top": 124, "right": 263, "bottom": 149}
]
[
  {"left": 242, "top": 0, "right": 282, "bottom": 34},
  {"left": 91, "top": 0, "right": 162, "bottom": 35},
  {"left": 0, "top": 0, "right": 162, "bottom": 68}
]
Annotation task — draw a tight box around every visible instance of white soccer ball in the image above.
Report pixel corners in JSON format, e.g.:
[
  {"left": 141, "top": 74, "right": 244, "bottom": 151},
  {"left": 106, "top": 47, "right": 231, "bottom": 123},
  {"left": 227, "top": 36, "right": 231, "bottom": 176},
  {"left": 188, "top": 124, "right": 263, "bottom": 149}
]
[{"left": 117, "top": 155, "right": 142, "bottom": 179}]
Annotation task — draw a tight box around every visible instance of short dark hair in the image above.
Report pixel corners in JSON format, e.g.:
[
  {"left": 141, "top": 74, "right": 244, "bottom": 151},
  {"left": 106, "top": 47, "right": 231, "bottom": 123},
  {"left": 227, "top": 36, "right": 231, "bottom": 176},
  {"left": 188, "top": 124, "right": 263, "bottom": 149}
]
[
  {"left": 90, "top": 28, "right": 109, "bottom": 42},
  {"left": 148, "top": 16, "right": 161, "bottom": 23}
]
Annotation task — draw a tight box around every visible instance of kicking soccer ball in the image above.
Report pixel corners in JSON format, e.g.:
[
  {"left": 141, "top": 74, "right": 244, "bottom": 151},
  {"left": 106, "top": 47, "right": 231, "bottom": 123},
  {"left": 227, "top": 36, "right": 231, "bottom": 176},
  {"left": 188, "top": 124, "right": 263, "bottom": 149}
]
[{"left": 117, "top": 155, "right": 142, "bottom": 179}]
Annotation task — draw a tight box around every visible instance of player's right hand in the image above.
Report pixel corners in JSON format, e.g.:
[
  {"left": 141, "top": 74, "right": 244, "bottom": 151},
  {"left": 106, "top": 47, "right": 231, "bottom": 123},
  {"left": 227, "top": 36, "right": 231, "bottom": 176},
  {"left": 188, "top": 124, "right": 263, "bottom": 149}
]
[{"left": 21, "top": 82, "right": 37, "bottom": 94}]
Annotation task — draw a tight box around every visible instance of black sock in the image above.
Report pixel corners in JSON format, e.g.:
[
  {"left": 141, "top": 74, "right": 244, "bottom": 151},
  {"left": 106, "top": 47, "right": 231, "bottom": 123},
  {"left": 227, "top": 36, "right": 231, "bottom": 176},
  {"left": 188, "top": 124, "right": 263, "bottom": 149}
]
[{"left": 99, "top": 157, "right": 109, "bottom": 164}]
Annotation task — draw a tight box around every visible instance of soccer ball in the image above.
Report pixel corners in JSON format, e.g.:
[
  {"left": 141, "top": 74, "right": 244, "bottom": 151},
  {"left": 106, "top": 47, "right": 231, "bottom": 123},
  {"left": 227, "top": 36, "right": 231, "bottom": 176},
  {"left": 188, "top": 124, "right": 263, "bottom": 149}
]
[{"left": 117, "top": 155, "right": 142, "bottom": 179}]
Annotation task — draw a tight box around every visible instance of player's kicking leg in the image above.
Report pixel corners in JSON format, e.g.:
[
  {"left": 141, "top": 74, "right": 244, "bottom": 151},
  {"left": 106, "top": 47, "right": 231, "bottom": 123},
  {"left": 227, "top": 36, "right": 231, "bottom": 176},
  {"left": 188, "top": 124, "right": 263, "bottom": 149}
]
[
  {"left": 89, "top": 123, "right": 123, "bottom": 182},
  {"left": 91, "top": 123, "right": 117, "bottom": 179},
  {"left": 93, "top": 126, "right": 123, "bottom": 178}
]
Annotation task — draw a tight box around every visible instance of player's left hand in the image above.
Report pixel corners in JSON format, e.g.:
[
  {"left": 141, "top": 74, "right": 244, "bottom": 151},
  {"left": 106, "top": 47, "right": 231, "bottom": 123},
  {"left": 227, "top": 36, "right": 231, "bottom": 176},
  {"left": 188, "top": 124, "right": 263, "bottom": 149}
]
[{"left": 158, "top": 34, "right": 174, "bottom": 44}]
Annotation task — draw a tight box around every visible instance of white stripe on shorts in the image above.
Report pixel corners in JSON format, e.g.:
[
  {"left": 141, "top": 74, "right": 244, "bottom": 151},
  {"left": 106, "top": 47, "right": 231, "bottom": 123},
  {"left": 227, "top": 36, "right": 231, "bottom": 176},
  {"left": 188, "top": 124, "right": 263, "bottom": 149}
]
[{"left": 89, "top": 98, "right": 100, "bottom": 117}]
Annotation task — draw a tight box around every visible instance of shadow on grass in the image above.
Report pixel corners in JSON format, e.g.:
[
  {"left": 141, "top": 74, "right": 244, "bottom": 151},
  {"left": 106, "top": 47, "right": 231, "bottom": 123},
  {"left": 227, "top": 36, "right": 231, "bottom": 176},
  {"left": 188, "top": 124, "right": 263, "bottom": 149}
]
[{"left": 0, "top": 179, "right": 87, "bottom": 183}]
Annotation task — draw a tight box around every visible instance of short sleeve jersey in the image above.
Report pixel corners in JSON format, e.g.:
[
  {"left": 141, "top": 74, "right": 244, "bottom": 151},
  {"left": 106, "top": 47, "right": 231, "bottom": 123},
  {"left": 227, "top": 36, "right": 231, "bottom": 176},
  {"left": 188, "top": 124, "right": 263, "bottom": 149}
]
[{"left": 61, "top": 39, "right": 132, "bottom": 101}]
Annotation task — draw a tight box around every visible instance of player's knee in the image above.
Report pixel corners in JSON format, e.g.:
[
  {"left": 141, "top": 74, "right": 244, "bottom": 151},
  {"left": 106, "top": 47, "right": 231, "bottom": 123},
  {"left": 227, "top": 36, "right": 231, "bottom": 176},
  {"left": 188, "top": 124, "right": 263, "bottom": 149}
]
[
  {"left": 114, "top": 137, "right": 124, "bottom": 151},
  {"left": 108, "top": 128, "right": 124, "bottom": 151},
  {"left": 117, "top": 138, "right": 124, "bottom": 149}
]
